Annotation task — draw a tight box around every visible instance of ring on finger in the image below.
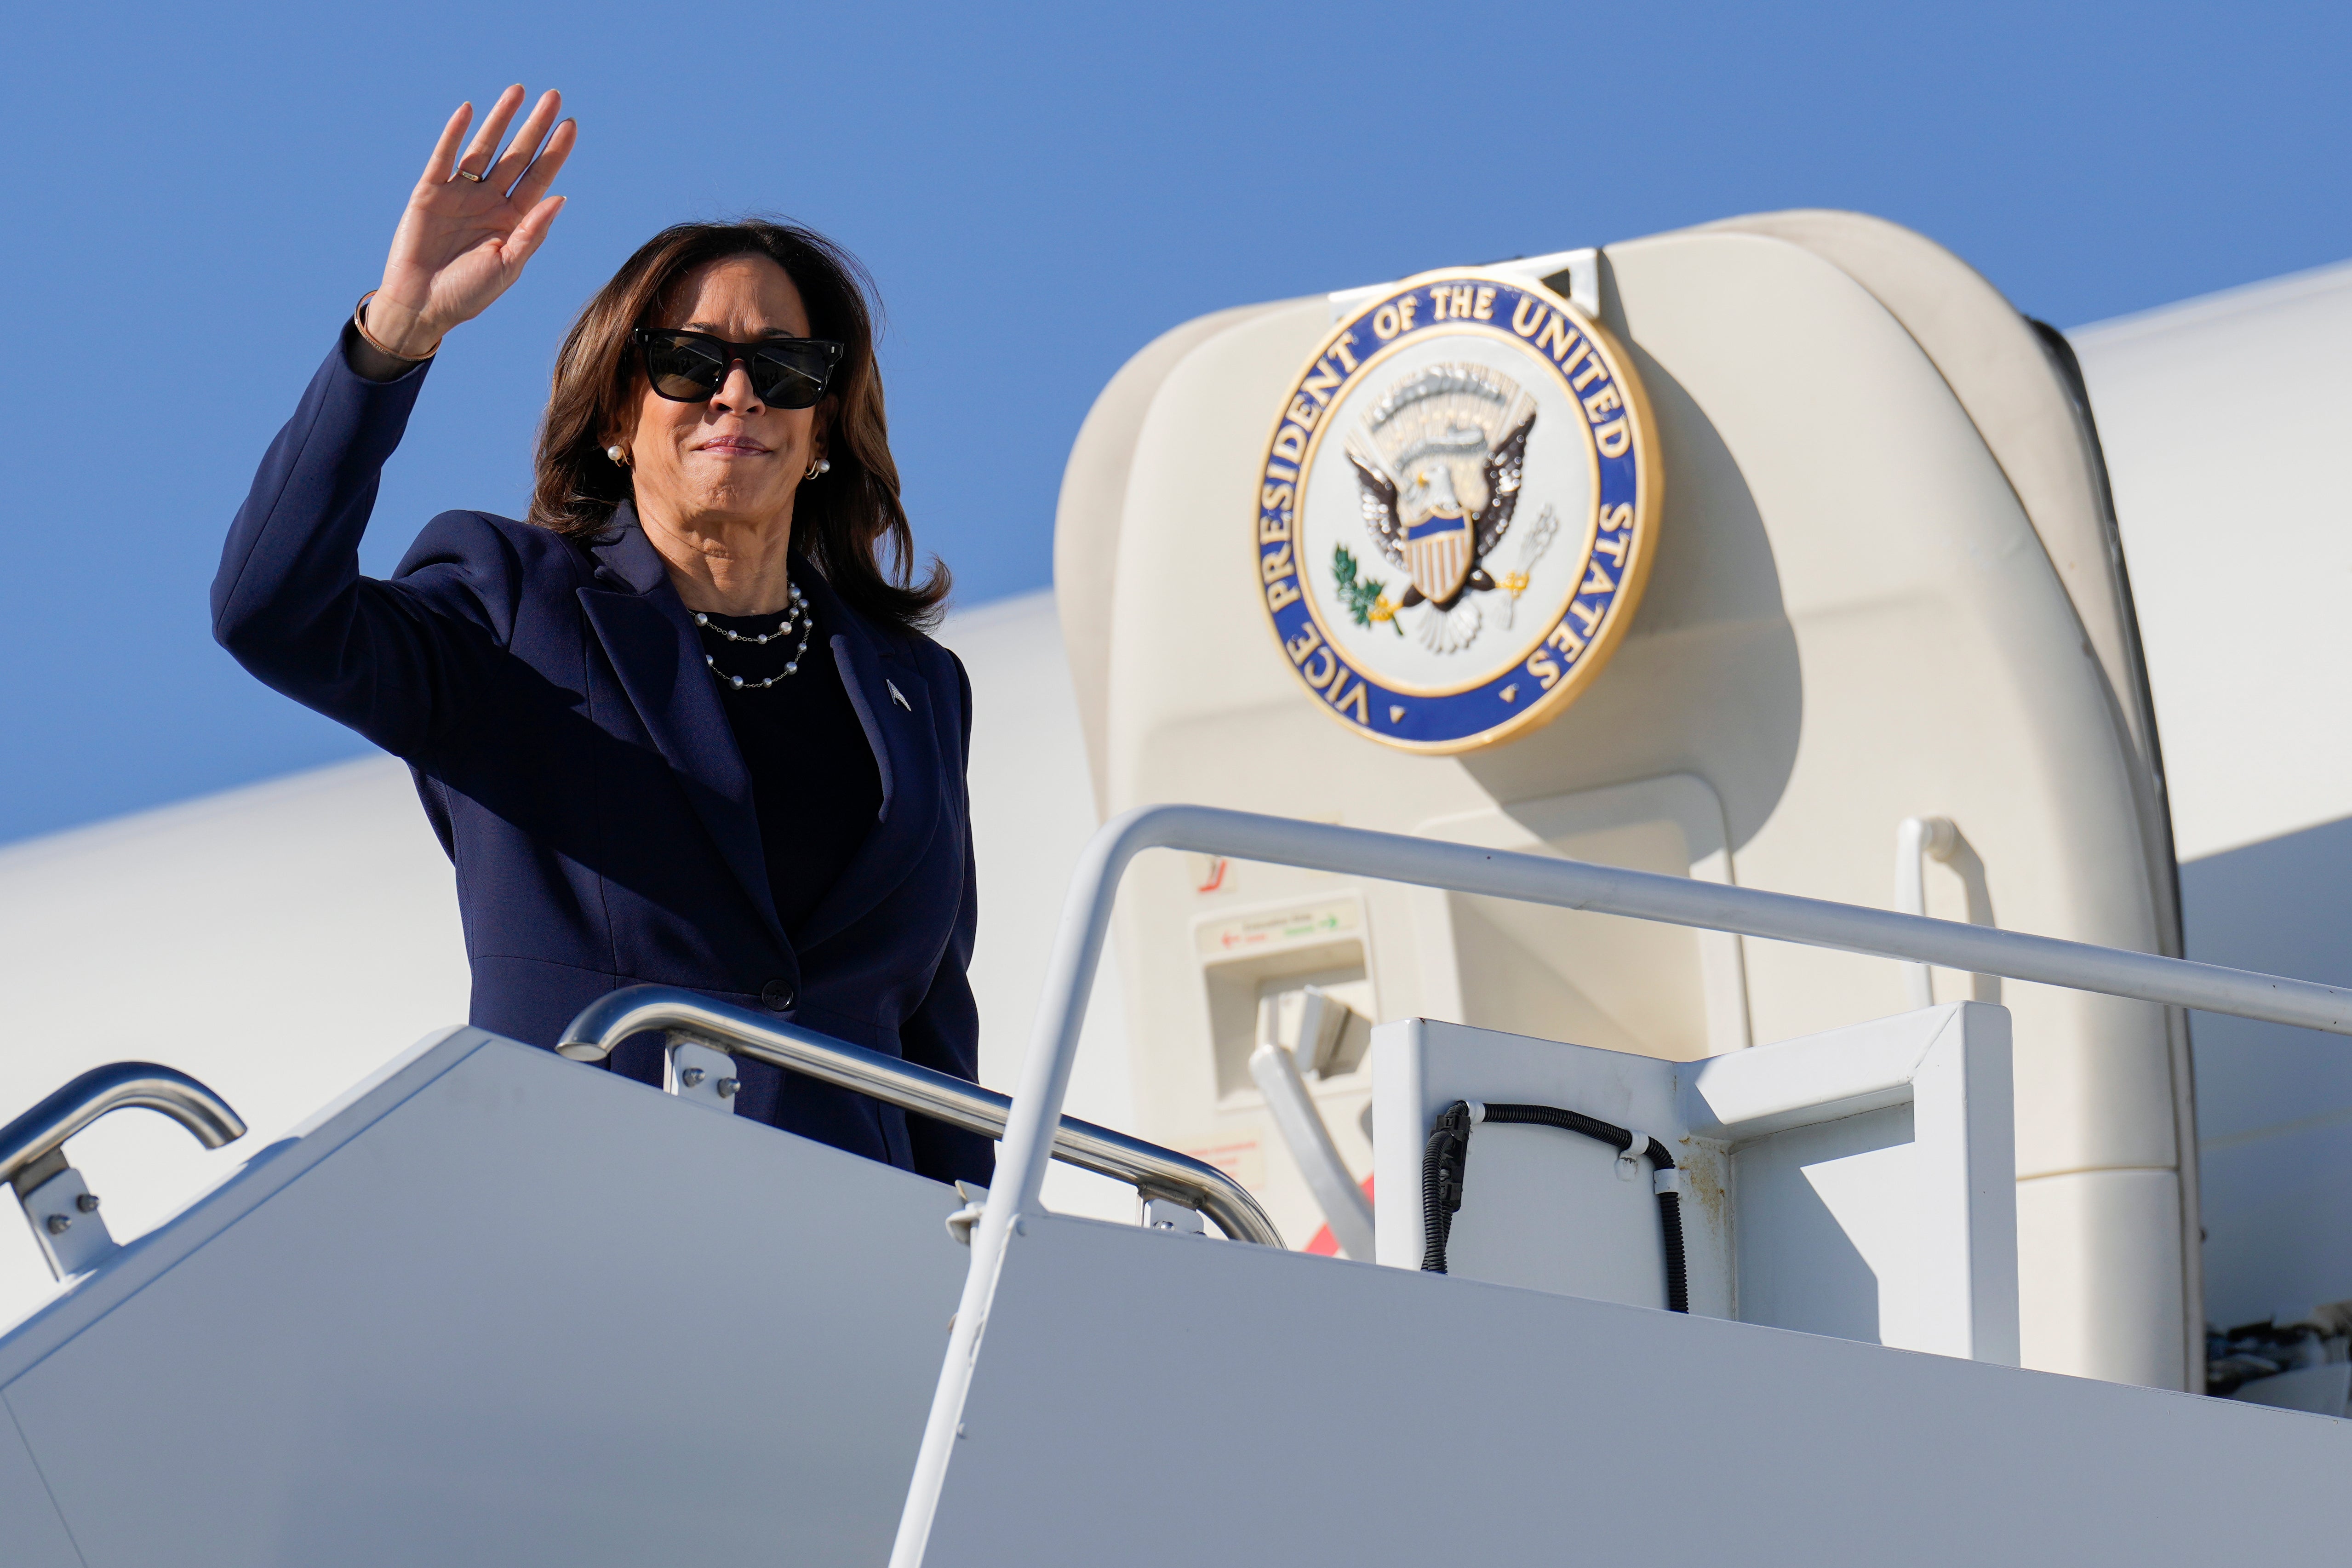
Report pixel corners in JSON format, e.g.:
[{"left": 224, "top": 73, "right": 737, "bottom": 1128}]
[{"left": 454, "top": 162, "right": 491, "bottom": 183}]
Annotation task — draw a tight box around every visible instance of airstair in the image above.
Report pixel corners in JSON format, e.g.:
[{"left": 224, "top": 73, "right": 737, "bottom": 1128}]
[{"left": 4, "top": 806, "right": 2348, "bottom": 1566}]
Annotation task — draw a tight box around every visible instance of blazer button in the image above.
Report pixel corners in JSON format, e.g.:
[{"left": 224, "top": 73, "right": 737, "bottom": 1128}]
[{"left": 760, "top": 979, "right": 796, "bottom": 1013}]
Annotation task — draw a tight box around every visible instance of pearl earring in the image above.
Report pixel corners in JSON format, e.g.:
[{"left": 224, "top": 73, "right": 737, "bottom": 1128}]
[
  {"left": 805, "top": 457, "right": 831, "bottom": 480},
  {"left": 606, "top": 444, "right": 629, "bottom": 467}
]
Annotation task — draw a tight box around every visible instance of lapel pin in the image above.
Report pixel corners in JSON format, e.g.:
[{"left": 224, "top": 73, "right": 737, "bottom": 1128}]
[{"left": 886, "top": 679, "right": 912, "bottom": 711}]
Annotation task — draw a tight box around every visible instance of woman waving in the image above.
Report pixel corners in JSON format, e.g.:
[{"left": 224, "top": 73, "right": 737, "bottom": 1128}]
[{"left": 214, "top": 86, "right": 990, "bottom": 1186}]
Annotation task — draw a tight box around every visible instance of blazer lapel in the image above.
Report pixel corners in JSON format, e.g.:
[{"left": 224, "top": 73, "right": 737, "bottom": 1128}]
[
  {"left": 795, "top": 569, "right": 944, "bottom": 952},
  {"left": 578, "top": 510, "right": 788, "bottom": 947}
]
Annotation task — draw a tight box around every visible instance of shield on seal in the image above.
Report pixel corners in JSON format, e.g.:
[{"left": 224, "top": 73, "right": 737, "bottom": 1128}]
[
  {"left": 1346, "top": 366, "right": 1533, "bottom": 611},
  {"left": 1402, "top": 510, "right": 1475, "bottom": 602}
]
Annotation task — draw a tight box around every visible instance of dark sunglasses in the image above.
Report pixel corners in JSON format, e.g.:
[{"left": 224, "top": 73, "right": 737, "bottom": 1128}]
[{"left": 631, "top": 327, "right": 844, "bottom": 409}]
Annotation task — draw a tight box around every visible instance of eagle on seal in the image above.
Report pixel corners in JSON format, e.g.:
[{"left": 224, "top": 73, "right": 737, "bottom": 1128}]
[{"left": 1344, "top": 365, "right": 1536, "bottom": 652}]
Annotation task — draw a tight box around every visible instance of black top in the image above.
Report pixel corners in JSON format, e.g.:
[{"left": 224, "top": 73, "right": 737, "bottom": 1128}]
[{"left": 697, "top": 592, "right": 883, "bottom": 937}]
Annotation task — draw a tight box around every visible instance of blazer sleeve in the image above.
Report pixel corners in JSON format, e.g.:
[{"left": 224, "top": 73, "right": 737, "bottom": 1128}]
[
  {"left": 898, "top": 649, "right": 995, "bottom": 1188},
  {"left": 211, "top": 327, "right": 523, "bottom": 762}
]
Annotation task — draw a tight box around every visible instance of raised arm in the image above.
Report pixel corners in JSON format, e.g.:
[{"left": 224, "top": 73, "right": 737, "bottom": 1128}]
[{"left": 212, "top": 87, "right": 576, "bottom": 760}]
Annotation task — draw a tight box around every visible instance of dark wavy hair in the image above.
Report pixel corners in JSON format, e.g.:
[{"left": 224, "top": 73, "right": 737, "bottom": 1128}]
[{"left": 529, "top": 218, "right": 949, "bottom": 631}]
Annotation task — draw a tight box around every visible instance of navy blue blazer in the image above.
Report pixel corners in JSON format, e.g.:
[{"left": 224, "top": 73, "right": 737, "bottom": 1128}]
[{"left": 213, "top": 336, "right": 991, "bottom": 1188}]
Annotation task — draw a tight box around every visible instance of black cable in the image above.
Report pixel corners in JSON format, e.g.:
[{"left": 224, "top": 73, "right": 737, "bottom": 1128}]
[
  {"left": 1419, "top": 1100, "right": 1475, "bottom": 1273},
  {"left": 1419, "top": 1099, "right": 1689, "bottom": 1314}
]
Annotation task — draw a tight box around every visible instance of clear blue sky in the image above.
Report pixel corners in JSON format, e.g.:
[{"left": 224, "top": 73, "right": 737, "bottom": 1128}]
[{"left": 1, "top": 1, "right": 2345, "bottom": 845}]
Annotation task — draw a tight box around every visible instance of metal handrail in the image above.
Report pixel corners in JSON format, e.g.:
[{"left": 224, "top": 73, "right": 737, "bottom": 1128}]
[
  {"left": 0, "top": 1062, "right": 247, "bottom": 1196},
  {"left": 990, "top": 802, "right": 2352, "bottom": 1248},
  {"left": 555, "top": 985, "right": 1282, "bottom": 1248},
  {"left": 1896, "top": 815, "right": 1998, "bottom": 1007},
  {"left": 885, "top": 802, "right": 2352, "bottom": 1565}
]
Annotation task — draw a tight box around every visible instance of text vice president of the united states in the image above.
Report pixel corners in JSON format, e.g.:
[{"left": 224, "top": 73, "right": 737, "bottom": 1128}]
[{"left": 212, "top": 85, "right": 992, "bottom": 1188}]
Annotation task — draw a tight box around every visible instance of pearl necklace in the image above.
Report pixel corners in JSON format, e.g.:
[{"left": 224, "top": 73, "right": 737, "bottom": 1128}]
[{"left": 696, "top": 582, "right": 813, "bottom": 690}]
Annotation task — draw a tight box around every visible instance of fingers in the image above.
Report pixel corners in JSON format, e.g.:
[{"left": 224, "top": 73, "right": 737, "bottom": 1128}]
[
  {"left": 488, "top": 89, "right": 562, "bottom": 194},
  {"left": 507, "top": 114, "right": 577, "bottom": 211},
  {"left": 453, "top": 83, "right": 526, "bottom": 182},
  {"left": 420, "top": 101, "right": 473, "bottom": 185},
  {"left": 504, "top": 195, "right": 568, "bottom": 271}
]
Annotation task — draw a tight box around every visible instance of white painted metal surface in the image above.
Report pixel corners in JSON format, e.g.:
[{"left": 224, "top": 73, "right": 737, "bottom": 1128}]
[
  {"left": 1688, "top": 1005, "right": 2019, "bottom": 1362},
  {"left": 2074, "top": 259, "right": 2352, "bottom": 866},
  {"left": 2073, "top": 261, "right": 2352, "bottom": 1333},
  {"left": 0, "top": 1409, "right": 79, "bottom": 1568},
  {"left": 0, "top": 1028, "right": 969, "bottom": 1567},
  {"left": 1372, "top": 1006, "right": 2017, "bottom": 1362},
  {"left": 1412, "top": 774, "right": 1754, "bottom": 1062},
  {"left": 921, "top": 1210, "right": 2348, "bottom": 1567}
]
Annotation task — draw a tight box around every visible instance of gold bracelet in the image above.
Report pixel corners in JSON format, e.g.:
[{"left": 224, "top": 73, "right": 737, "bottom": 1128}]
[{"left": 354, "top": 290, "right": 441, "bottom": 362}]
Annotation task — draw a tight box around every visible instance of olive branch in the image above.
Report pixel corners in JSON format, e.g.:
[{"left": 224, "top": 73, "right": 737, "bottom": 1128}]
[{"left": 1332, "top": 544, "right": 1402, "bottom": 635}]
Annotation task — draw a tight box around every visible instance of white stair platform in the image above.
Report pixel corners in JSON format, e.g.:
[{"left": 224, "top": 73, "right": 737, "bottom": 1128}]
[
  {"left": 924, "top": 1209, "right": 2349, "bottom": 1565},
  {"left": 0, "top": 1028, "right": 967, "bottom": 1567},
  {"left": 6, "top": 1018, "right": 2349, "bottom": 1565}
]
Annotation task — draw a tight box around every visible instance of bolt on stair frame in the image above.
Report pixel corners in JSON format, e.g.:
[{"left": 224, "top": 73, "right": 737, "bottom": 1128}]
[{"left": 889, "top": 802, "right": 2352, "bottom": 1568}]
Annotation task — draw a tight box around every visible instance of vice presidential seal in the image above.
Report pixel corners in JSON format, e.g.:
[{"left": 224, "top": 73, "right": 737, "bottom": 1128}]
[{"left": 1255, "top": 268, "right": 1660, "bottom": 753}]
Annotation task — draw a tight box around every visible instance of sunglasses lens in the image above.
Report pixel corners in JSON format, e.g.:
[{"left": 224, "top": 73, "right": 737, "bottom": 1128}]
[
  {"left": 642, "top": 333, "right": 727, "bottom": 401},
  {"left": 639, "top": 332, "right": 838, "bottom": 407},
  {"left": 750, "top": 345, "right": 834, "bottom": 409}
]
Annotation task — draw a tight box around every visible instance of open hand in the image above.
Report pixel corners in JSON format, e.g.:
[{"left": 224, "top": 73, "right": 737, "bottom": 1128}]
[{"left": 367, "top": 86, "right": 577, "bottom": 357}]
